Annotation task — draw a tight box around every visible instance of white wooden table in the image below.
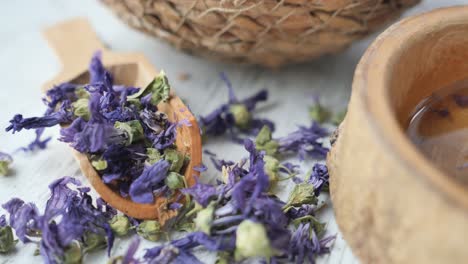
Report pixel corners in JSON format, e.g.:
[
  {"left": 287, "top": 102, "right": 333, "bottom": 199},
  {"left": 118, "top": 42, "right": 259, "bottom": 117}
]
[{"left": 0, "top": 1, "right": 465, "bottom": 263}]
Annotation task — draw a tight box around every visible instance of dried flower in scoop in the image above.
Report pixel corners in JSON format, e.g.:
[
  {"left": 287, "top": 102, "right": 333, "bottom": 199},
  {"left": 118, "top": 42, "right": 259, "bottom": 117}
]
[{"left": 109, "top": 215, "right": 131, "bottom": 237}]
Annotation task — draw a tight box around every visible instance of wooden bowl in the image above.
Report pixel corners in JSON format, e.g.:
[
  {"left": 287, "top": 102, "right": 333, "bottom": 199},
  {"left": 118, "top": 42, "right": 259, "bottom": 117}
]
[
  {"left": 100, "top": 0, "right": 420, "bottom": 68},
  {"left": 328, "top": 6, "right": 468, "bottom": 264}
]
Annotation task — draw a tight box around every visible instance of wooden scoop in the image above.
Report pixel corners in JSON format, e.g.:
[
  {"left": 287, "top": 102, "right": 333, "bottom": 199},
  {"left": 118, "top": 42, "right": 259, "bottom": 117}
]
[{"left": 41, "top": 18, "right": 202, "bottom": 223}]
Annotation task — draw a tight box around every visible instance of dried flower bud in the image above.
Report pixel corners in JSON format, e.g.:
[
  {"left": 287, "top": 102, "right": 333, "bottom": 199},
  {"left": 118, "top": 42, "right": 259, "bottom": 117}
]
[
  {"left": 74, "top": 87, "right": 90, "bottom": 99},
  {"left": 229, "top": 104, "right": 251, "bottom": 128},
  {"left": 165, "top": 172, "right": 185, "bottom": 190},
  {"left": 235, "top": 220, "right": 273, "bottom": 260},
  {"left": 194, "top": 202, "right": 215, "bottom": 235},
  {"left": 164, "top": 149, "right": 184, "bottom": 173},
  {"left": 91, "top": 158, "right": 108, "bottom": 171},
  {"left": 109, "top": 215, "right": 131, "bottom": 237},
  {"left": 0, "top": 226, "right": 16, "bottom": 253},
  {"left": 137, "top": 220, "right": 162, "bottom": 242},
  {"left": 72, "top": 98, "right": 91, "bottom": 121},
  {"left": 255, "top": 126, "right": 278, "bottom": 156},
  {"left": 115, "top": 120, "right": 144, "bottom": 145},
  {"left": 263, "top": 155, "right": 279, "bottom": 186},
  {"left": 146, "top": 148, "right": 162, "bottom": 165},
  {"left": 63, "top": 241, "right": 82, "bottom": 264},
  {"left": 83, "top": 232, "right": 107, "bottom": 253},
  {"left": 285, "top": 183, "right": 317, "bottom": 209},
  {"left": 309, "top": 104, "right": 331, "bottom": 124}
]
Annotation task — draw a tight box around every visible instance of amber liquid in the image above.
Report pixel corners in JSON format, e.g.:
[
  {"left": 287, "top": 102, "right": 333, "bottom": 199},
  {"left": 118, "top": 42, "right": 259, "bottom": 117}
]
[{"left": 407, "top": 79, "right": 468, "bottom": 185}]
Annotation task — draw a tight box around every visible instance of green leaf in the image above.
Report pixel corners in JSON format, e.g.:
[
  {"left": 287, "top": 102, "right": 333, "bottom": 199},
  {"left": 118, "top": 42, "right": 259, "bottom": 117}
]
[
  {"left": 255, "top": 125, "right": 278, "bottom": 156},
  {"left": 284, "top": 183, "right": 317, "bottom": 210},
  {"left": 91, "top": 159, "right": 108, "bottom": 171},
  {"left": 165, "top": 172, "right": 185, "bottom": 190},
  {"left": 127, "top": 70, "right": 170, "bottom": 105},
  {"left": 164, "top": 149, "right": 185, "bottom": 173},
  {"left": 309, "top": 104, "right": 331, "bottom": 123}
]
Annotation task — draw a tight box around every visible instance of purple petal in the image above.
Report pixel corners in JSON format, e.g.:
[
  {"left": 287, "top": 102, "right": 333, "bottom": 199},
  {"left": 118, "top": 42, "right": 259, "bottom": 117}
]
[{"left": 129, "top": 160, "right": 170, "bottom": 204}]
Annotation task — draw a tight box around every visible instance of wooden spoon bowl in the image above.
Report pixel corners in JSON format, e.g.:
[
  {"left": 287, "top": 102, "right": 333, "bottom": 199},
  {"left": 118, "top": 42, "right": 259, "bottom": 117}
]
[
  {"left": 328, "top": 6, "right": 468, "bottom": 264},
  {"left": 42, "top": 18, "right": 202, "bottom": 223}
]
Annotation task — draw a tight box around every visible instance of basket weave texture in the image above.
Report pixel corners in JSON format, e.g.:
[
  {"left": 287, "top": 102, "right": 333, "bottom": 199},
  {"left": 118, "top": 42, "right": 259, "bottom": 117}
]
[{"left": 101, "top": 0, "right": 420, "bottom": 67}]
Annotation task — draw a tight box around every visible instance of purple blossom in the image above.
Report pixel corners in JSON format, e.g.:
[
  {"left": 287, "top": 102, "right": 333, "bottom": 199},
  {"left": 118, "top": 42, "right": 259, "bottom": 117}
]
[
  {"left": 193, "top": 163, "right": 207, "bottom": 173},
  {"left": 2, "top": 176, "right": 117, "bottom": 262},
  {"left": 0, "top": 214, "right": 6, "bottom": 227},
  {"left": 2, "top": 198, "right": 40, "bottom": 243},
  {"left": 144, "top": 232, "right": 234, "bottom": 263},
  {"left": 61, "top": 122, "right": 125, "bottom": 153},
  {"left": 122, "top": 238, "right": 141, "bottom": 264},
  {"left": 277, "top": 122, "right": 329, "bottom": 160},
  {"left": 199, "top": 73, "right": 274, "bottom": 137},
  {"left": 288, "top": 222, "right": 335, "bottom": 264},
  {"left": 151, "top": 122, "right": 177, "bottom": 150},
  {"left": 181, "top": 180, "right": 218, "bottom": 207},
  {"left": 89, "top": 51, "right": 108, "bottom": 84},
  {"left": 129, "top": 160, "right": 170, "bottom": 204},
  {"left": 6, "top": 106, "right": 73, "bottom": 133},
  {"left": 18, "top": 128, "right": 52, "bottom": 152},
  {"left": 308, "top": 163, "right": 329, "bottom": 195},
  {"left": 43, "top": 82, "right": 78, "bottom": 110}
]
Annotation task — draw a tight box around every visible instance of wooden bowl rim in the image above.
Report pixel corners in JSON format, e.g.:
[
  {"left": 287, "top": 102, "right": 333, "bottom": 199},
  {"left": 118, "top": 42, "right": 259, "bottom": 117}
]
[{"left": 354, "top": 5, "right": 468, "bottom": 209}]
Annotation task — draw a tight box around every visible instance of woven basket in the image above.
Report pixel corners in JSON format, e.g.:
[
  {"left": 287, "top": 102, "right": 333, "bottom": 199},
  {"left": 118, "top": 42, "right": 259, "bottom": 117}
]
[{"left": 101, "top": 0, "right": 420, "bottom": 68}]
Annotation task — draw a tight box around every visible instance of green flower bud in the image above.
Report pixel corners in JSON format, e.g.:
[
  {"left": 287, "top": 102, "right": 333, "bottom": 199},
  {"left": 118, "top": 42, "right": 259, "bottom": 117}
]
[
  {"left": 285, "top": 183, "right": 317, "bottom": 209},
  {"left": 255, "top": 126, "right": 278, "bottom": 156},
  {"left": 309, "top": 104, "right": 331, "bottom": 123},
  {"left": 75, "top": 87, "right": 90, "bottom": 99},
  {"left": 229, "top": 104, "right": 251, "bottom": 128},
  {"left": 165, "top": 172, "right": 185, "bottom": 190},
  {"left": 83, "top": 232, "right": 107, "bottom": 253},
  {"left": 0, "top": 161, "right": 11, "bottom": 176},
  {"left": 331, "top": 109, "right": 347, "bottom": 125},
  {"left": 215, "top": 252, "right": 231, "bottom": 264},
  {"left": 109, "top": 215, "right": 131, "bottom": 237},
  {"left": 263, "top": 155, "right": 279, "bottom": 185},
  {"left": 0, "top": 226, "right": 16, "bottom": 253},
  {"left": 91, "top": 159, "right": 107, "bottom": 171},
  {"left": 62, "top": 241, "right": 82, "bottom": 264},
  {"left": 146, "top": 148, "right": 162, "bottom": 165},
  {"left": 235, "top": 220, "right": 273, "bottom": 260},
  {"left": 164, "top": 149, "right": 184, "bottom": 173},
  {"left": 137, "top": 220, "right": 162, "bottom": 242},
  {"left": 115, "top": 120, "right": 144, "bottom": 145},
  {"left": 194, "top": 202, "right": 215, "bottom": 235},
  {"left": 72, "top": 98, "right": 91, "bottom": 121},
  {"left": 127, "top": 70, "right": 170, "bottom": 106}
]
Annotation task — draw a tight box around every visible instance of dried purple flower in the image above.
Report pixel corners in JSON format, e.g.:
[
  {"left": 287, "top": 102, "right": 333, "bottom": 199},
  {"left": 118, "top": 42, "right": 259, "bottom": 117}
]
[
  {"left": 6, "top": 105, "right": 73, "bottom": 133},
  {"left": 308, "top": 163, "right": 329, "bottom": 195},
  {"left": 277, "top": 122, "right": 329, "bottom": 160},
  {"left": 181, "top": 180, "right": 218, "bottom": 207},
  {"left": 288, "top": 222, "right": 335, "bottom": 264},
  {"left": 199, "top": 73, "right": 274, "bottom": 138},
  {"left": 129, "top": 160, "right": 170, "bottom": 204}
]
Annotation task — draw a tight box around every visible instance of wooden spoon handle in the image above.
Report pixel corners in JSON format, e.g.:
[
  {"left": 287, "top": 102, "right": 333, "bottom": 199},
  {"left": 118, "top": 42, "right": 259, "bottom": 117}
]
[
  {"left": 42, "top": 18, "right": 108, "bottom": 91},
  {"left": 43, "top": 18, "right": 105, "bottom": 73}
]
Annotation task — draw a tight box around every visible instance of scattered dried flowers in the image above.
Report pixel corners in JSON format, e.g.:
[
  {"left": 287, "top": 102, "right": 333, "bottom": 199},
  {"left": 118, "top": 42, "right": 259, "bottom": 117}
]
[{"left": 1, "top": 54, "right": 336, "bottom": 264}]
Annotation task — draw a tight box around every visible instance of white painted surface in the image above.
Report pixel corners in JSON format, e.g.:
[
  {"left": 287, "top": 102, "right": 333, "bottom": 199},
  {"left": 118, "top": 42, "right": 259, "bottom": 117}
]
[{"left": 0, "top": 1, "right": 465, "bottom": 263}]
